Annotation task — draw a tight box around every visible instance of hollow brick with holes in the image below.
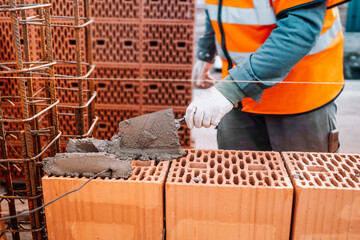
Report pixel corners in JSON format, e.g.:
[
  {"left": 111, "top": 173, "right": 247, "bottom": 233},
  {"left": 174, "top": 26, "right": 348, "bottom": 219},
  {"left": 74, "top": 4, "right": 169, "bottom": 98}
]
[
  {"left": 282, "top": 152, "right": 360, "bottom": 240},
  {"left": 166, "top": 150, "right": 293, "bottom": 240},
  {"left": 42, "top": 160, "right": 169, "bottom": 240},
  {"left": 142, "top": 0, "right": 195, "bottom": 21}
]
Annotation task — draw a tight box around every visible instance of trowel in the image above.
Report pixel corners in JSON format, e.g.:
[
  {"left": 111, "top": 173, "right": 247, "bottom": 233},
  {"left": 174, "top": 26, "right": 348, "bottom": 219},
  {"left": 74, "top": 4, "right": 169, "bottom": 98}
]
[{"left": 107, "top": 108, "right": 186, "bottom": 161}]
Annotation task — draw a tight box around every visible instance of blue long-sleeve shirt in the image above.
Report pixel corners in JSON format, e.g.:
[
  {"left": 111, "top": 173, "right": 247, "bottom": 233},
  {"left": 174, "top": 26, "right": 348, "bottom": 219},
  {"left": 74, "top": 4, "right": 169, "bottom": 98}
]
[{"left": 197, "top": 1, "right": 328, "bottom": 104}]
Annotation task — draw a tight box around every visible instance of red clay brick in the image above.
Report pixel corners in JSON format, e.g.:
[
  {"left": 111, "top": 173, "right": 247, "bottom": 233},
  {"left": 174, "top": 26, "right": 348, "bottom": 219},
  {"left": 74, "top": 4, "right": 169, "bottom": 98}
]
[
  {"left": 91, "top": 0, "right": 140, "bottom": 20},
  {"left": 142, "top": 65, "right": 192, "bottom": 81},
  {"left": 42, "top": 160, "right": 169, "bottom": 240},
  {"left": 142, "top": 0, "right": 195, "bottom": 22},
  {"left": 166, "top": 150, "right": 293, "bottom": 240},
  {"left": 283, "top": 152, "right": 360, "bottom": 239}
]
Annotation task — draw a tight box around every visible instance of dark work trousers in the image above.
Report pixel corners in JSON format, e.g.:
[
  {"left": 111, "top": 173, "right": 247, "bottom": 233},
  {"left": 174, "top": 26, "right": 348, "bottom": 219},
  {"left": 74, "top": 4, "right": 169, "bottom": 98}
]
[{"left": 217, "top": 101, "right": 338, "bottom": 152}]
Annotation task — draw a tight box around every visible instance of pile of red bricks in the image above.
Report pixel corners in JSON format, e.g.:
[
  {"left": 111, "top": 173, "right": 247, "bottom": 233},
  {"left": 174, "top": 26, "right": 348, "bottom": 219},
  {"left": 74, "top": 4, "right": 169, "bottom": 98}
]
[{"left": 88, "top": 0, "right": 195, "bottom": 147}]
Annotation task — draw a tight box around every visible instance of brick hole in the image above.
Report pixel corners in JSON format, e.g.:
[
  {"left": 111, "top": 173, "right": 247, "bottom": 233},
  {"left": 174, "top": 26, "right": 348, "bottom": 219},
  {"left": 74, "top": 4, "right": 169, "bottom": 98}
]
[
  {"left": 260, "top": 157, "right": 265, "bottom": 164},
  {"left": 178, "top": 179, "right": 182, "bottom": 183},
  {"left": 217, "top": 165, "right": 223, "bottom": 173},
  {"left": 196, "top": 151, "right": 202, "bottom": 157},
  {"left": 302, "top": 157, "right": 310, "bottom": 165},
  {"left": 341, "top": 164, "right": 351, "bottom": 172},
  {"left": 133, "top": 168, "right": 141, "bottom": 175},
  {"left": 326, "top": 163, "right": 335, "bottom": 171},
  {"left": 217, "top": 175, "right": 223, "bottom": 184},
  {"left": 345, "top": 159, "right": 354, "bottom": 167},
  {"left": 268, "top": 162, "right": 274, "bottom": 170},
  {"left": 251, "top": 152, "right": 256, "bottom": 159},
  {"left": 309, "top": 182, "right": 314, "bottom": 186},
  {"left": 292, "top": 153, "right": 300, "bottom": 160},
  {"left": 342, "top": 183, "right": 347, "bottom": 188},
  {"left": 325, "top": 183, "right": 331, "bottom": 187},
  {"left": 210, "top": 151, "right": 215, "bottom": 158},
  {"left": 146, "top": 176, "right": 152, "bottom": 181},
  {"left": 240, "top": 170, "right": 247, "bottom": 180},
  {"left": 154, "top": 177, "right": 159, "bottom": 181},
  {"left": 245, "top": 156, "right": 251, "bottom": 163},
  {"left": 231, "top": 156, "right": 237, "bottom": 164},
  {"left": 338, "top": 168, "right": 347, "bottom": 177},
  {"left": 316, "top": 158, "right": 324, "bottom": 166},
  {"left": 233, "top": 176, "right": 239, "bottom": 185},
  {"left": 181, "top": 159, "right": 186, "bottom": 167},
  {"left": 177, "top": 42, "right": 186, "bottom": 48},
  {"left": 172, "top": 173, "right": 177, "bottom": 177},
  {"left": 314, "top": 177, "right": 322, "bottom": 186},
  {"left": 296, "top": 161, "right": 305, "bottom": 170},
  {"left": 217, "top": 155, "right": 221, "bottom": 163},
  {"left": 346, "top": 179, "right": 355, "bottom": 187},
  {"left": 259, "top": 182, "right": 263, "bottom": 186},
  {"left": 124, "top": 41, "right": 132, "bottom": 46},
  {"left": 264, "top": 177, "right": 271, "bottom": 186},
  {"left": 148, "top": 167, "right": 156, "bottom": 176},
  {"left": 320, "top": 154, "right": 328, "bottom": 162},
  {"left": 69, "top": 39, "right": 76, "bottom": 45},
  {"left": 242, "top": 181, "right": 247, "bottom": 185},
  {"left": 225, "top": 170, "right": 231, "bottom": 179},
  {"left": 209, "top": 169, "right": 215, "bottom": 178},
  {"left": 225, "top": 180, "right": 231, "bottom": 185},
  {"left": 248, "top": 165, "right": 267, "bottom": 171},
  {"left": 333, "top": 173, "right": 342, "bottom": 182},
  {"left": 271, "top": 172, "right": 278, "bottom": 180},
  {"left": 350, "top": 174, "right": 359, "bottom": 183},
  {"left": 139, "top": 171, "right": 146, "bottom": 181},
  {"left": 232, "top": 165, "right": 238, "bottom": 174},
  {"left": 237, "top": 152, "right": 243, "bottom": 159},
  {"left": 331, "top": 159, "right": 339, "bottom": 166},
  {"left": 249, "top": 172, "right": 253, "bottom": 175},
  {"left": 189, "top": 154, "right": 195, "bottom": 161},
  {"left": 256, "top": 172, "right": 262, "bottom": 181},
  {"left": 303, "top": 172, "right": 311, "bottom": 180},
  {"left": 179, "top": 168, "right": 185, "bottom": 177},
  {"left": 185, "top": 174, "right": 191, "bottom": 183},
  {"left": 203, "top": 155, "right": 208, "bottom": 162},
  {"left": 249, "top": 176, "right": 255, "bottom": 186},
  {"left": 318, "top": 173, "right": 326, "bottom": 181},
  {"left": 224, "top": 151, "right": 229, "bottom": 158},
  {"left": 334, "top": 155, "right": 343, "bottom": 162},
  {"left": 224, "top": 160, "right": 230, "bottom": 169},
  {"left": 210, "top": 179, "right": 215, "bottom": 184},
  {"left": 240, "top": 161, "right": 245, "bottom": 169},
  {"left": 210, "top": 160, "right": 215, "bottom": 168},
  {"left": 307, "top": 166, "right": 327, "bottom": 172},
  {"left": 348, "top": 155, "right": 358, "bottom": 163},
  {"left": 201, "top": 174, "right": 207, "bottom": 183},
  {"left": 275, "top": 182, "right": 280, "bottom": 187},
  {"left": 265, "top": 152, "right": 271, "bottom": 160}
]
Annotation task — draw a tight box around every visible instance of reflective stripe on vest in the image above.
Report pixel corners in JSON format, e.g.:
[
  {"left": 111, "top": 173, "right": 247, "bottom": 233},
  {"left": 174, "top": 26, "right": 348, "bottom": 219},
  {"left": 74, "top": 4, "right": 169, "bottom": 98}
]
[
  {"left": 207, "top": 4, "right": 276, "bottom": 26},
  {"left": 216, "top": 15, "right": 343, "bottom": 64}
]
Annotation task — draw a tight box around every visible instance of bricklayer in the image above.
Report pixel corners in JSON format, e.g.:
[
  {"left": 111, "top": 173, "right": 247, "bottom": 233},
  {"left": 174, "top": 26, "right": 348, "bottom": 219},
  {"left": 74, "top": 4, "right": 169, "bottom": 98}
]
[
  {"left": 283, "top": 152, "right": 360, "bottom": 239},
  {"left": 42, "top": 160, "right": 169, "bottom": 240},
  {"left": 166, "top": 150, "right": 293, "bottom": 240}
]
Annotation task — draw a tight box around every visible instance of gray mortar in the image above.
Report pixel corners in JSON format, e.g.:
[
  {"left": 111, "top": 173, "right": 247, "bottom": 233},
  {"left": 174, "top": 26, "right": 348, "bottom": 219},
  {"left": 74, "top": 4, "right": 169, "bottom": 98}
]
[
  {"left": 66, "top": 138, "right": 109, "bottom": 153},
  {"left": 107, "top": 109, "right": 186, "bottom": 161},
  {"left": 43, "top": 153, "right": 133, "bottom": 178},
  {"left": 66, "top": 109, "right": 186, "bottom": 161}
]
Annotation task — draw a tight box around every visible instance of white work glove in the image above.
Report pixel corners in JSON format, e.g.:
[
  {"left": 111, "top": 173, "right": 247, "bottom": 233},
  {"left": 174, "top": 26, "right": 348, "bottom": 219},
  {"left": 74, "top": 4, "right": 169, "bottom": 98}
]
[
  {"left": 185, "top": 87, "right": 233, "bottom": 129},
  {"left": 192, "top": 59, "right": 215, "bottom": 88}
]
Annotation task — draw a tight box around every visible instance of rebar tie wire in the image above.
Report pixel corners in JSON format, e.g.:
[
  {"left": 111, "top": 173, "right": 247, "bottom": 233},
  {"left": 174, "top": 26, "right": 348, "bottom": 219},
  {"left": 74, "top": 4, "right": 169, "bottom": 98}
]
[{"left": 0, "top": 169, "right": 111, "bottom": 222}]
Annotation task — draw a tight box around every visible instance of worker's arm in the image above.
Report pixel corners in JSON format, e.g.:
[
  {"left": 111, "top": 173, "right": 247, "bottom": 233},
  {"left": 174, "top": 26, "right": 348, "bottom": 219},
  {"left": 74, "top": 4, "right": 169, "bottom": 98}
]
[
  {"left": 215, "top": 0, "right": 327, "bottom": 104},
  {"left": 185, "top": 1, "right": 327, "bottom": 128}
]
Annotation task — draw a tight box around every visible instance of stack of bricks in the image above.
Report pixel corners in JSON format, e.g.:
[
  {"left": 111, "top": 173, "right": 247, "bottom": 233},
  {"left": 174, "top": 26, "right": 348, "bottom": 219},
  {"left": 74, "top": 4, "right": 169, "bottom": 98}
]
[
  {"left": 91, "top": 0, "right": 195, "bottom": 148},
  {"left": 283, "top": 152, "right": 360, "bottom": 239}
]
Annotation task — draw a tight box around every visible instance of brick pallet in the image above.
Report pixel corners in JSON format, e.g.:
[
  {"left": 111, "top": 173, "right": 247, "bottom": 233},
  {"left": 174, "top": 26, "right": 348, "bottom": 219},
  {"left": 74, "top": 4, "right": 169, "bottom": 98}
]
[
  {"left": 283, "top": 152, "right": 360, "bottom": 239},
  {"left": 42, "top": 160, "right": 169, "bottom": 240},
  {"left": 166, "top": 150, "right": 294, "bottom": 240}
]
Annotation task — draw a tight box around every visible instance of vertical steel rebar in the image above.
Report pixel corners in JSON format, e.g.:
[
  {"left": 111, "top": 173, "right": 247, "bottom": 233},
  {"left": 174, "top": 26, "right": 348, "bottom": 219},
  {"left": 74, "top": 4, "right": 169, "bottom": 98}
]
[{"left": 74, "top": 0, "right": 85, "bottom": 136}]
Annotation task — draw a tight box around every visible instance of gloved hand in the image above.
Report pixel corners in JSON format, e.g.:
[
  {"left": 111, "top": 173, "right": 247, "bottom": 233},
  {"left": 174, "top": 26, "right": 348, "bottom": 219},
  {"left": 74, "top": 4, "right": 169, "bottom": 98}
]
[
  {"left": 185, "top": 87, "right": 233, "bottom": 129},
  {"left": 192, "top": 59, "right": 215, "bottom": 89}
]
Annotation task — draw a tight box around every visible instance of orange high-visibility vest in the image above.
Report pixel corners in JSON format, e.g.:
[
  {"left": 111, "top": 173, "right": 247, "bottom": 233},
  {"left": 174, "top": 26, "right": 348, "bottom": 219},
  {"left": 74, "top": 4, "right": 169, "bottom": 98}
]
[{"left": 206, "top": 0, "right": 346, "bottom": 115}]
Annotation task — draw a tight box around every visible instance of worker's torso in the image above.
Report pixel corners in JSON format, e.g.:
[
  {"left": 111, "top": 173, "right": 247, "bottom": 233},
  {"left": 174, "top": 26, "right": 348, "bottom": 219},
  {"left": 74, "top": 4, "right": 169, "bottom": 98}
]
[{"left": 206, "top": 0, "right": 345, "bottom": 115}]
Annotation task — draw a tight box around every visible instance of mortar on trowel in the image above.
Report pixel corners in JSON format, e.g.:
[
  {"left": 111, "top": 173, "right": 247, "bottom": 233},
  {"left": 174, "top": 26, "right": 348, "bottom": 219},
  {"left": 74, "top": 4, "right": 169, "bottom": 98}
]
[{"left": 43, "top": 109, "right": 186, "bottom": 179}]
